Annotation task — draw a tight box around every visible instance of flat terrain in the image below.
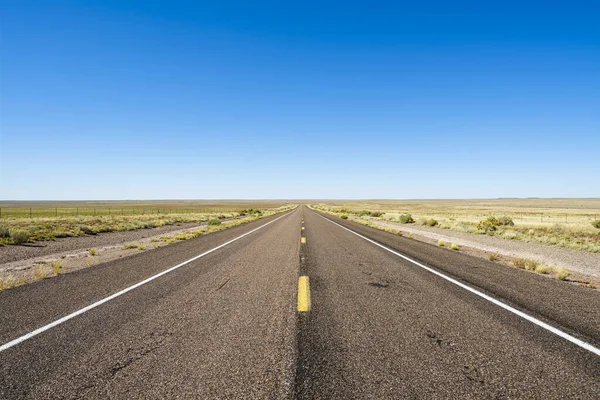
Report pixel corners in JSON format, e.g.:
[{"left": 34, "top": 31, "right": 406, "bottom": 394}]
[{"left": 1, "top": 206, "right": 599, "bottom": 399}]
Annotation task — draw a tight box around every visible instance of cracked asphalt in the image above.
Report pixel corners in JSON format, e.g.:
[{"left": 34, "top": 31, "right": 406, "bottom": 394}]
[{"left": 1, "top": 206, "right": 599, "bottom": 399}]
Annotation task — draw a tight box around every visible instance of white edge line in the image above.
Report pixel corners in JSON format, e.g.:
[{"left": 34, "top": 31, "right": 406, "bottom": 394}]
[
  {"left": 315, "top": 211, "right": 600, "bottom": 357},
  {"left": 0, "top": 210, "right": 293, "bottom": 353}
]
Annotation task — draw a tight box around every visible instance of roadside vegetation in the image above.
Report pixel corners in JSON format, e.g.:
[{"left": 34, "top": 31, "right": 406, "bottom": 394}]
[
  {"left": 312, "top": 200, "right": 600, "bottom": 254},
  {"left": 0, "top": 205, "right": 296, "bottom": 291},
  {"left": 0, "top": 205, "right": 294, "bottom": 246}
]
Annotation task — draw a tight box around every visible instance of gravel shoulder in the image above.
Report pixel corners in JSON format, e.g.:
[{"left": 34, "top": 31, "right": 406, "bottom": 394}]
[
  {"left": 0, "top": 222, "right": 208, "bottom": 265},
  {"left": 0, "top": 217, "right": 252, "bottom": 283},
  {"left": 363, "top": 218, "right": 600, "bottom": 280}
]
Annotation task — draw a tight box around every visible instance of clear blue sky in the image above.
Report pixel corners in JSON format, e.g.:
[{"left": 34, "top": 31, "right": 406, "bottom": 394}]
[{"left": 1, "top": 1, "right": 598, "bottom": 200}]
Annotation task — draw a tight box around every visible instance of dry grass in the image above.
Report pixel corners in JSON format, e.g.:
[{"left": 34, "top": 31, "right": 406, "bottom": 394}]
[
  {"left": 0, "top": 275, "right": 26, "bottom": 290},
  {"left": 51, "top": 260, "right": 63, "bottom": 275},
  {"left": 0, "top": 205, "right": 297, "bottom": 291},
  {"left": 449, "top": 243, "right": 461, "bottom": 251},
  {"left": 437, "top": 240, "right": 445, "bottom": 247},
  {"left": 312, "top": 199, "right": 600, "bottom": 253},
  {"left": 32, "top": 265, "right": 51, "bottom": 280},
  {"left": 510, "top": 257, "right": 570, "bottom": 280},
  {"left": 555, "top": 266, "right": 570, "bottom": 281},
  {"left": 0, "top": 203, "right": 295, "bottom": 245},
  {"left": 89, "top": 248, "right": 97, "bottom": 256},
  {"left": 488, "top": 252, "right": 501, "bottom": 261}
]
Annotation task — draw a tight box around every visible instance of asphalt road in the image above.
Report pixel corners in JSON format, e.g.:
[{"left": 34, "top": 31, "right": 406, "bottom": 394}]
[{"left": 1, "top": 206, "right": 599, "bottom": 399}]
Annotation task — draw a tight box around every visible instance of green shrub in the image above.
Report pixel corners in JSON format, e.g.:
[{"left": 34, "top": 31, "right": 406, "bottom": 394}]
[
  {"left": 10, "top": 230, "right": 30, "bottom": 244},
  {"left": 437, "top": 240, "right": 445, "bottom": 246},
  {"left": 340, "top": 215, "right": 348, "bottom": 220},
  {"left": 497, "top": 216, "right": 515, "bottom": 226},
  {"left": 79, "top": 225, "right": 95, "bottom": 235},
  {"left": 370, "top": 211, "right": 385, "bottom": 218},
  {"left": 477, "top": 216, "right": 514, "bottom": 233},
  {"left": 477, "top": 217, "right": 498, "bottom": 233},
  {"left": 208, "top": 219, "right": 222, "bottom": 226},
  {"left": 449, "top": 243, "right": 461, "bottom": 251},
  {"left": 0, "top": 226, "right": 9, "bottom": 238},
  {"left": 592, "top": 220, "right": 600, "bottom": 229},
  {"left": 426, "top": 219, "right": 438, "bottom": 227},
  {"left": 357, "top": 210, "right": 371, "bottom": 217},
  {"left": 398, "top": 214, "right": 414, "bottom": 224}
]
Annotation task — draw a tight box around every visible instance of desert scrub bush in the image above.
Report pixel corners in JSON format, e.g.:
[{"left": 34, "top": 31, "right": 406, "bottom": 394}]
[
  {"left": 10, "top": 230, "right": 30, "bottom": 244},
  {"left": 208, "top": 219, "right": 222, "bottom": 226},
  {"left": 477, "top": 217, "right": 499, "bottom": 233},
  {"left": 555, "top": 267, "right": 570, "bottom": 280},
  {"left": 370, "top": 211, "right": 385, "bottom": 218},
  {"left": 398, "top": 214, "right": 414, "bottom": 224},
  {"left": 426, "top": 219, "right": 438, "bottom": 227},
  {"left": 340, "top": 215, "right": 348, "bottom": 219},
  {"left": 592, "top": 220, "right": 600, "bottom": 229},
  {"left": 0, "top": 226, "right": 10, "bottom": 238},
  {"left": 0, "top": 275, "right": 25, "bottom": 290},
  {"left": 51, "top": 260, "right": 63, "bottom": 275},
  {"left": 437, "top": 240, "right": 445, "bottom": 247},
  {"left": 78, "top": 225, "right": 95, "bottom": 235},
  {"left": 497, "top": 216, "right": 515, "bottom": 226},
  {"left": 488, "top": 252, "right": 501, "bottom": 261},
  {"left": 512, "top": 258, "right": 540, "bottom": 271},
  {"left": 449, "top": 243, "right": 461, "bottom": 251},
  {"left": 89, "top": 248, "right": 97, "bottom": 256},
  {"left": 33, "top": 265, "right": 50, "bottom": 280},
  {"left": 122, "top": 243, "right": 139, "bottom": 250},
  {"left": 534, "top": 264, "right": 552, "bottom": 274}
]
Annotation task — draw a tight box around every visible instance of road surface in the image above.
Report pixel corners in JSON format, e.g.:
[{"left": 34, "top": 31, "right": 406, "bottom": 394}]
[{"left": 1, "top": 206, "right": 599, "bottom": 399}]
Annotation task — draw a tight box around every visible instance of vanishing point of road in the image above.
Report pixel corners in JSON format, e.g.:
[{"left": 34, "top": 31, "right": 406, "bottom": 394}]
[{"left": 1, "top": 206, "right": 599, "bottom": 399}]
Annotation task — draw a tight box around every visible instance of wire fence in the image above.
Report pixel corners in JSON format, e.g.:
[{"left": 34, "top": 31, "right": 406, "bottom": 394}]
[{"left": 0, "top": 207, "right": 238, "bottom": 219}]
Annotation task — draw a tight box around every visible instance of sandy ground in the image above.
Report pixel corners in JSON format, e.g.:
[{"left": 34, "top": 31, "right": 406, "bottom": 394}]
[{"left": 363, "top": 217, "right": 600, "bottom": 281}]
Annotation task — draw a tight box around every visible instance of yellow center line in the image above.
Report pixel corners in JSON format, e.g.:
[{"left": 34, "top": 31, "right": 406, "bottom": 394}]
[
  {"left": 301, "top": 237, "right": 306, "bottom": 244},
  {"left": 301, "top": 226, "right": 305, "bottom": 230},
  {"left": 297, "top": 276, "right": 311, "bottom": 312}
]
